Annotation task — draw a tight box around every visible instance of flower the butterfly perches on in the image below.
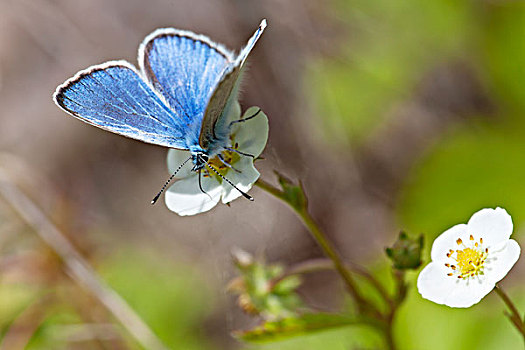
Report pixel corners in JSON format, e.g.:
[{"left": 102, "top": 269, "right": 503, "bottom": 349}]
[
  {"left": 165, "top": 103, "right": 268, "bottom": 216},
  {"left": 417, "top": 207, "right": 521, "bottom": 308}
]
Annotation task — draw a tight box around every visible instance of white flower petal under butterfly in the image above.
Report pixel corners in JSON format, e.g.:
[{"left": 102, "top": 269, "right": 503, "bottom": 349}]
[
  {"left": 417, "top": 207, "right": 521, "bottom": 308},
  {"left": 165, "top": 103, "right": 269, "bottom": 216}
]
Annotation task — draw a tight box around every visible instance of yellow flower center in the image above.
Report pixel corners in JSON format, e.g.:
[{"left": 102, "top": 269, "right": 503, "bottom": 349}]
[
  {"left": 203, "top": 142, "right": 241, "bottom": 180},
  {"left": 445, "top": 235, "right": 488, "bottom": 279}
]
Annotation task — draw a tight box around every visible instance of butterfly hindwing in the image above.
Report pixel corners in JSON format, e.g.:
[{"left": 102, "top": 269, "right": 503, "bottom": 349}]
[
  {"left": 54, "top": 61, "right": 188, "bottom": 149},
  {"left": 139, "top": 29, "right": 234, "bottom": 148},
  {"left": 198, "top": 19, "right": 267, "bottom": 151}
]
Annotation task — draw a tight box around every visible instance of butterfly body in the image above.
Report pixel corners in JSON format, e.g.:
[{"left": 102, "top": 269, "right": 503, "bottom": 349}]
[{"left": 54, "top": 20, "right": 267, "bottom": 171}]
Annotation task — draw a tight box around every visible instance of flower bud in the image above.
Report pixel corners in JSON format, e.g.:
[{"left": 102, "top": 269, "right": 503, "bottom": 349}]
[
  {"left": 228, "top": 249, "right": 303, "bottom": 320},
  {"left": 385, "top": 231, "right": 424, "bottom": 270}
]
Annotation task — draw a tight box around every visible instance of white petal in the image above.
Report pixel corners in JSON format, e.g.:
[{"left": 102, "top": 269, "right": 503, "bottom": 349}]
[
  {"left": 417, "top": 262, "right": 494, "bottom": 308},
  {"left": 467, "top": 208, "right": 513, "bottom": 248},
  {"left": 165, "top": 174, "right": 222, "bottom": 216},
  {"left": 484, "top": 239, "right": 521, "bottom": 283},
  {"left": 430, "top": 224, "right": 468, "bottom": 262},
  {"left": 231, "top": 106, "right": 269, "bottom": 158},
  {"left": 212, "top": 101, "right": 242, "bottom": 137},
  {"left": 167, "top": 149, "right": 193, "bottom": 178},
  {"left": 221, "top": 157, "right": 260, "bottom": 204},
  {"left": 417, "top": 262, "right": 458, "bottom": 306},
  {"left": 443, "top": 277, "right": 494, "bottom": 308}
]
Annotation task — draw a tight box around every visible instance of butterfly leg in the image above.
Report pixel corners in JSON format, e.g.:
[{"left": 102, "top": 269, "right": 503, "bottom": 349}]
[
  {"left": 218, "top": 154, "right": 242, "bottom": 173},
  {"left": 197, "top": 169, "right": 213, "bottom": 201},
  {"left": 229, "top": 108, "right": 261, "bottom": 128},
  {"left": 223, "top": 147, "right": 255, "bottom": 158}
]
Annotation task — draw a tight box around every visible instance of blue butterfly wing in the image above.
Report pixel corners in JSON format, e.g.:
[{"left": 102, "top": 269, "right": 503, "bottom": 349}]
[
  {"left": 198, "top": 19, "right": 267, "bottom": 152},
  {"left": 54, "top": 61, "right": 188, "bottom": 149},
  {"left": 139, "top": 29, "right": 234, "bottom": 150}
]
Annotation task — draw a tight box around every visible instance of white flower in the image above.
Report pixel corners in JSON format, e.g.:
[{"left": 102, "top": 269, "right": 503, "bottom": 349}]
[
  {"left": 164, "top": 102, "right": 268, "bottom": 216},
  {"left": 417, "top": 207, "right": 521, "bottom": 308}
]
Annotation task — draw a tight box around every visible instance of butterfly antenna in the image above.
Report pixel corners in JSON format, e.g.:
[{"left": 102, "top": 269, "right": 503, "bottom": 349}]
[
  {"left": 151, "top": 156, "right": 192, "bottom": 205},
  {"left": 202, "top": 157, "right": 254, "bottom": 201}
]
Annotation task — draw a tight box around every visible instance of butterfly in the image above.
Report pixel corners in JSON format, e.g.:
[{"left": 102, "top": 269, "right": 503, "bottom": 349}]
[{"left": 53, "top": 19, "right": 267, "bottom": 203}]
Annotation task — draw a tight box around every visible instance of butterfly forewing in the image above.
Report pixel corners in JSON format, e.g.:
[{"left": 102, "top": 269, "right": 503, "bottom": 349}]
[
  {"left": 54, "top": 61, "right": 188, "bottom": 149},
  {"left": 198, "top": 19, "right": 267, "bottom": 150}
]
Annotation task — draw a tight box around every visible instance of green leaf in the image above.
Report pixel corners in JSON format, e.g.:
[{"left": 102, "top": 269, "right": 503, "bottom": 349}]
[
  {"left": 273, "top": 276, "right": 302, "bottom": 295},
  {"left": 234, "top": 313, "right": 358, "bottom": 343},
  {"left": 275, "top": 171, "right": 308, "bottom": 211}
]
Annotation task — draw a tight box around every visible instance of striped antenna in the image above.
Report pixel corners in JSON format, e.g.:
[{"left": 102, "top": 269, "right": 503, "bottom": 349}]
[
  {"left": 151, "top": 156, "right": 192, "bottom": 204},
  {"left": 202, "top": 155, "right": 254, "bottom": 201}
]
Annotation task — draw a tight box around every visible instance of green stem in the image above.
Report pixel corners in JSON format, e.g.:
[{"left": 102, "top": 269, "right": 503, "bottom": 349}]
[
  {"left": 383, "top": 270, "right": 406, "bottom": 350},
  {"left": 494, "top": 284, "right": 525, "bottom": 344},
  {"left": 393, "top": 270, "right": 407, "bottom": 305},
  {"left": 300, "top": 208, "right": 366, "bottom": 303},
  {"left": 384, "top": 320, "right": 396, "bottom": 350},
  {"left": 255, "top": 177, "right": 284, "bottom": 200},
  {"left": 255, "top": 179, "right": 369, "bottom": 312},
  {"left": 255, "top": 177, "right": 403, "bottom": 350}
]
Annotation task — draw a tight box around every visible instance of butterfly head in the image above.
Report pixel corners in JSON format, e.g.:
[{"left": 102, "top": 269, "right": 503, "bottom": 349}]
[
  {"left": 189, "top": 151, "right": 254, "bottom": 202},
  {"left": 191, "top": 152, "right": 209, "bottom": 171}
]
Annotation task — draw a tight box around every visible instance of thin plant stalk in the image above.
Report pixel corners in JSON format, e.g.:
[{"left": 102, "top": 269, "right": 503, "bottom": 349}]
[
  {"left": 494, "top": 284, "right": 525, "bottom": 344},
  {"left": 256, "top": 177, "right": 404, "bottom": 350},
  {"left": 0, "top": 170, "right": 169, "bottom": 350},
  {"left": 256, "top": 179, "right": 374, "bottom": 315}
]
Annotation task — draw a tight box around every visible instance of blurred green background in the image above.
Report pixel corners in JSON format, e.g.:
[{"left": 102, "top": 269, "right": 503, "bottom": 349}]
[{"left": 1, "top": 0, "right": 524, "bottom": 349}]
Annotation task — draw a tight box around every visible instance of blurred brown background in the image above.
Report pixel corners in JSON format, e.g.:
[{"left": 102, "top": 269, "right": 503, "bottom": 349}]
[{"left": 0, "top": 0, "right": 513, "bottom": 349}]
